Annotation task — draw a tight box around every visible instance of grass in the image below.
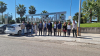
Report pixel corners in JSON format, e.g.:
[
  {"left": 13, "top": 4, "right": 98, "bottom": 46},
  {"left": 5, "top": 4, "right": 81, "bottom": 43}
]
[{"left": 80, "top": 22, "right": 100, "bottom": 27}]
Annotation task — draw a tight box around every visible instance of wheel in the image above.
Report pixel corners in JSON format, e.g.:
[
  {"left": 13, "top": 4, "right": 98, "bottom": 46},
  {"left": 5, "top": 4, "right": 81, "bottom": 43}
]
[
  {"left": 18, "top": 31, "right": 21, "bottom": 35},
  {"left": 9, "top": 34, "right": 12, "bottom": 35}
]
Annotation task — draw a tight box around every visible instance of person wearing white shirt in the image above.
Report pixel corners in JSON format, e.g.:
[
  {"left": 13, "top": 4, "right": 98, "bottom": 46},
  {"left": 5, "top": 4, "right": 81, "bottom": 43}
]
[
  {"left": 34, "top": 22, "right": 37, "bottom": 36},
  {"left": 67, "top": 22, "right": 71, "bottom": 36},
  {"left": 72, "top": 20, "right": 77, "bottom": 37}
]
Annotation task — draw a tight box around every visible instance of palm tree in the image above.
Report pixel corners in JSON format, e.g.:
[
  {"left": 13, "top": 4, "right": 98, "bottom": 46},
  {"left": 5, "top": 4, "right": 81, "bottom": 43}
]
[
  {"left": 16, "top": 4, "right": 26, "bottom": 19},
  {"left": 73, "top": 12, "right": 87, "bottom": 23},
  {"left": 41, "top": 10, "right": 48, "bottom": 17},
  {"left": 28, "top": 5, "right": 36, "bottom": 18},
  {"left": 82, "top": 0, "right": 96, "bottom": 23},
  {"left": 0, "top": 1, "right": 7, "bottom": 23}
]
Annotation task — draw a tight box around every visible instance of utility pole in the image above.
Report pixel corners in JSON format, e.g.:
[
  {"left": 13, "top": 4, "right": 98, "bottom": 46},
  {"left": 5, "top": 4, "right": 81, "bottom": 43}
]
[
  {"left": 15, "top": 0, "right": 16, "bottom": 23},
  {"left": 78, "top": 0, "right": 81, "bottom": 36}
]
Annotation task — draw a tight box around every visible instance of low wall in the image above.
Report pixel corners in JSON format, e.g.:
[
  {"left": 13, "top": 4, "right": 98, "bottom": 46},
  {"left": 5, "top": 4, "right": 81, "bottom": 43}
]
[{"left": 81, "top": 27, "right": 100, "bottom": 34}]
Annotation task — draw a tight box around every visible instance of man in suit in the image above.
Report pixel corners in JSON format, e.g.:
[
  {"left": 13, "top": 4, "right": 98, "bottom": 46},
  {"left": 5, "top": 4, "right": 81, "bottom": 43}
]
[
  {"left": 38, "top": 21, "right": 43, "bottom": 36},
  {"left": 47, "top": 21, "right": 52, "bottom": 36}
]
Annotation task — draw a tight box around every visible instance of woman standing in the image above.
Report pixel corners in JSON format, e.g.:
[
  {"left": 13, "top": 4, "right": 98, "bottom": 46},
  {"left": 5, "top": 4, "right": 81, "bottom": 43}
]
[
  {"left": 31, "top": 22, "right": 34, "bottom": 36},
  {"left": 34, "top": 22, "right": 37, "bottom": 36},
  {"left": 54, "top": 22, "right": 57, "bottom": 36},
  {"left": 67, "top": 22, "right": 71, "bottom": 37},
  {"left": 63, "top": 22, "right": 67, "bottom": 37}
]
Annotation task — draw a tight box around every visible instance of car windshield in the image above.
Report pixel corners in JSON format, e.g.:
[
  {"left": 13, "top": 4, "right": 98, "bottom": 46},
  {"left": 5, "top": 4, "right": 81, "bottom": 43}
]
[{"left": 0, "top": 24, "right": 5, "bottom": 27}]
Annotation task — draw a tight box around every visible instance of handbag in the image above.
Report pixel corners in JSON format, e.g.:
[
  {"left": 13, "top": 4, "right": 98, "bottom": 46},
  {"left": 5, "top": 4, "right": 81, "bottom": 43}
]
[{"left": 63, "top": 30, "right": 67, "bottom": 32}]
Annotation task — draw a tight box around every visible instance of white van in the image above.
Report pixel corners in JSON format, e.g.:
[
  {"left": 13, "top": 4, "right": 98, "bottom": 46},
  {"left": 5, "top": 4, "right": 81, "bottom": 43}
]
[{"left": 5, "top": 24, "right": 31, "bottom": 35}]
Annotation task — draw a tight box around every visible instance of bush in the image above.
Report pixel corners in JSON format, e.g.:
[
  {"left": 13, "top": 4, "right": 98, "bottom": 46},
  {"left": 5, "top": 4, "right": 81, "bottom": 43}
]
[{"left": 9, "top": 20, "right": 15, "bottom": 24}]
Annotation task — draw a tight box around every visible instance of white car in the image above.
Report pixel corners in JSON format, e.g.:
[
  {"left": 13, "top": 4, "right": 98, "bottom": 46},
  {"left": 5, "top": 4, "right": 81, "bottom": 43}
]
[{"left": 5, "top": 24, "right": 31, "bottom": 35}]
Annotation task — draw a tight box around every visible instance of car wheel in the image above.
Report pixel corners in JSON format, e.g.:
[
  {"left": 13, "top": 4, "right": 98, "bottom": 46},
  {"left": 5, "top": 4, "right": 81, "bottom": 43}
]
[
  {"left": 18, "top": 31, "right": 21, "bottom": 35},
  {"left": 10, "top": 34, "right": 12, "bottom": 35}
]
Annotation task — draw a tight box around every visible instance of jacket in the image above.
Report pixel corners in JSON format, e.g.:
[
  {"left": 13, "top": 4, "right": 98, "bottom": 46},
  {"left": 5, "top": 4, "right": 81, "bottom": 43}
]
[
  {"left": 38, "top": 23, "right": 43, "bottom": 29},
  {"left": 21, "top": 23, "right": 25, "bottom": 29},
  {"left": 57, "top": 23, "right": 62, "bottom": 29},
  {"left": 26, "top": 24, "right": 31, "bottom": 29},
  {"left": 43, "top": 23, "right": 47, "bottom": 29},
  {"left": 47, "top": 23, "right": 52, "bottom": 30}
]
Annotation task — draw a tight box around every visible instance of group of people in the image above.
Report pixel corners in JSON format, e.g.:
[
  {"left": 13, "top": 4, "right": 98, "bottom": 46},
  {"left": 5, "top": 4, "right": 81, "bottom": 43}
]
[{"left": 21, "top": 20, "right": 77, "bottom": 38}]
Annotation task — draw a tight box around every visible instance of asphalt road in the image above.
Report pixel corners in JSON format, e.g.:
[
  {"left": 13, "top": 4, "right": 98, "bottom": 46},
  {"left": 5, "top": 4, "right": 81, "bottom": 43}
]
[{"left": 0, "top": 36, "right": 100, "bottom": 56}]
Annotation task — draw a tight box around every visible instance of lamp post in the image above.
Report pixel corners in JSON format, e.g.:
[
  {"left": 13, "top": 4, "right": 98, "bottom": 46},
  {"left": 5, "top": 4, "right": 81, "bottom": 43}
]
[
  {"left": 78, "top": 0, "right": 81, "bottom": 36},
  {"left": 70, "top": 0, "right": 72, "bottom": 16},
  {"left": 69, "top": 0, "right": 72, "bottom": 21},
  {"left": 15, "top": 0, "right": 16, "bottom": 23}
]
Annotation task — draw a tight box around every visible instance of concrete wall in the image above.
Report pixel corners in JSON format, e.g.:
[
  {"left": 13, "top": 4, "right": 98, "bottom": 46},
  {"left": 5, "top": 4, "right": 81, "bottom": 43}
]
[{"left": 81, "top": 27, "right": 100, "bottom": 34}]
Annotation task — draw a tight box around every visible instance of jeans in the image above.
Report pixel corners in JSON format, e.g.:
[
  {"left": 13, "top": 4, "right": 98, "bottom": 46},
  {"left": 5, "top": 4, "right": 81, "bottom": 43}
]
[
  {"left": 67, "top": 29, "right": 71, "bottom": 36},
  {"left": 54, "top": 29, "right": 57, "bottom": 36},
  {"left": 31, "top": 29, "right": 33, "bottom": 35},
  {"left": 21, "top": 29, "right": 24, "bottom": 35},
  {"left": 43, "top": 27, "right": 47, "bottom": 36},
  {"left": 27, "top": 29, "right": 30, "bottom": 35},
  {"left": 72, "top": 29, "right": 77, "bottom": 37}
]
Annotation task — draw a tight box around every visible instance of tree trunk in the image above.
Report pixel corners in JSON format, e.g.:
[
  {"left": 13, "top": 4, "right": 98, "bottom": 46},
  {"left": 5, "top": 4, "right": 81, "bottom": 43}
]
[
  {"left": 89, "top": 16, "right": 92, "bottom": 23},
  {"left": 97, "top": 16, "right": 99, "bottom": 22},
  {"left": 89, "top": 10, "right": 92, "bottom": 23},
  {"left": 2, "top": 13, "right": 3, "bottom": 24}
]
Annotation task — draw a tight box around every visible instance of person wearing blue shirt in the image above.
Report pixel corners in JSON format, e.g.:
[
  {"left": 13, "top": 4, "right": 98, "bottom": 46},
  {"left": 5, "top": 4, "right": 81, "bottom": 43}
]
[
  {"left": 57, "top": 21, "right": 62, "bottom": 36},
  {"left": 43, "top": 21, "right": 47, "bottom": 36}
]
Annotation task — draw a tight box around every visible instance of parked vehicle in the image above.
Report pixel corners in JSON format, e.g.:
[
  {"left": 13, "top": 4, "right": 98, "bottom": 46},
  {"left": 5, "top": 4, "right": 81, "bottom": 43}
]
[
  {"left": 5, "top": 24, "right": 31, "bottom": 35},
  {"left": 0, "top": 24, "right": 11, "bottom": 33}
]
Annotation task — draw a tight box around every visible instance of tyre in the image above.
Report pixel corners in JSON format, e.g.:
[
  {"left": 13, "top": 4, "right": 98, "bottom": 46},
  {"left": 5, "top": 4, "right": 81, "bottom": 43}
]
[
  {"left": 18, "top": 31, "right": 21, "bottom": 35},
  {"left": 9, "top": 34, "right": 12, "bottom": 35}
]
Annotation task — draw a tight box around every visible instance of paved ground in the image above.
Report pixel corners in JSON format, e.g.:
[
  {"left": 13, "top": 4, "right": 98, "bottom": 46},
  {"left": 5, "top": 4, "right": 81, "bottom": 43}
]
[
  {"left": 0, "top": 32, "right": 100, "bottom": 44},
  {"left": 0, "top": 36, "right": 100, "bottom": 56}
]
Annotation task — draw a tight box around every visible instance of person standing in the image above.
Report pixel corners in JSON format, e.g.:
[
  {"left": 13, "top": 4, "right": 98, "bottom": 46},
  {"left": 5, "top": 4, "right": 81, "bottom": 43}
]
[
  {"left": 63, "top": 22, "right": 67, "bottom": 37},
  {"left": 34, "top": 22, "right": 37, "bottom": 36},
  {"left": 72, "top": 20, "right": 77, "bottom": 38},
  {"left": 67, "top": 22, "right": 72, "bottom": 37},
  {"left": 57, "top": 21, "right": 62, "bottom": 36},
  {"left": 26, "top": 22, "right": 31, "bottom": 36},
  {"left": 38, "top": 21, "right": 43, "bottom": 36},
  {"left": 47, "top": 21, "right": 52, "bottom": 36},
  {"left": 21, "top": 21, "right": 25, "bottom": 36},
  {"left": 30, "top": 22, "right": 34, "bottom": 36},
  {"left": 54, "top": 22, "right": 57, "bottom": 36},
  {"left": 43, "top": 21, "right": 47, "bottom": 36}
]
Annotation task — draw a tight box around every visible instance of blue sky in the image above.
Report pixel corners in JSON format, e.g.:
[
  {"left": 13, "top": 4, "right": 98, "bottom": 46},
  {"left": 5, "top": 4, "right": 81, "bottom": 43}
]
[{"left": 0, "top": 0, "right": 84, "bottom": 20}]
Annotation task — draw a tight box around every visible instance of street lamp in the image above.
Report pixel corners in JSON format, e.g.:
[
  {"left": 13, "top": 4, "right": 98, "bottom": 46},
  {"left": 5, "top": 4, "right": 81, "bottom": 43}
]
[
  {"left": 78, "top": 0, "right": 81, "bottom": 36},
  {"left": 15, "top": 0, "right": 16, "bottom": 23}
]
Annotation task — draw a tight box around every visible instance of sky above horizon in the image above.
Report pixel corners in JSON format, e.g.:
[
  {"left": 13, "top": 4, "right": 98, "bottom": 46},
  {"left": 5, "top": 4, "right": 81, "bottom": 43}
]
[{"left": 0, "top": 0, "right": 84, "bottom": 20}]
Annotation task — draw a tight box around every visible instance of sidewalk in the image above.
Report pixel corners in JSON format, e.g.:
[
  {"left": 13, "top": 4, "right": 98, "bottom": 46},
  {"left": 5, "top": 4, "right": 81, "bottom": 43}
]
[
  {"left": 30, "top": 33, "right": 100, "bottom": 44},
  {"left": 0, "top": 32, "right": 100, "bottom": 45}
]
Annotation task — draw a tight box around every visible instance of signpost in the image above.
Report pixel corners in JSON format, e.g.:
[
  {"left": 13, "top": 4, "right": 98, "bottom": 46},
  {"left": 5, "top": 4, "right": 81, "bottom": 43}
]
[{"left": 4, "top": 14, "right": 8, "bottom": 24}]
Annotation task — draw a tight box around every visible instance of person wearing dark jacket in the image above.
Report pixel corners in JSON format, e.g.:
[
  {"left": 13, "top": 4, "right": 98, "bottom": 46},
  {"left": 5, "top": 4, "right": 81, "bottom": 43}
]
[
  {"left": 57, "top": 21, "right": 62, "bottom": 36},
  {"left": 63, "top": 22, "right": 67, "bottom": 37},
  {"left": 38, "top": 21, "right": 43, "bottom": 36},
  {"left": 54, "top": 22, "right": 57, "bottom": 36},
  {"left": 47, "top": 21, "right": 52, "bottom": 36},
  {"left": 26, "top": 22, "right": 31, "bottom": 36}
]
